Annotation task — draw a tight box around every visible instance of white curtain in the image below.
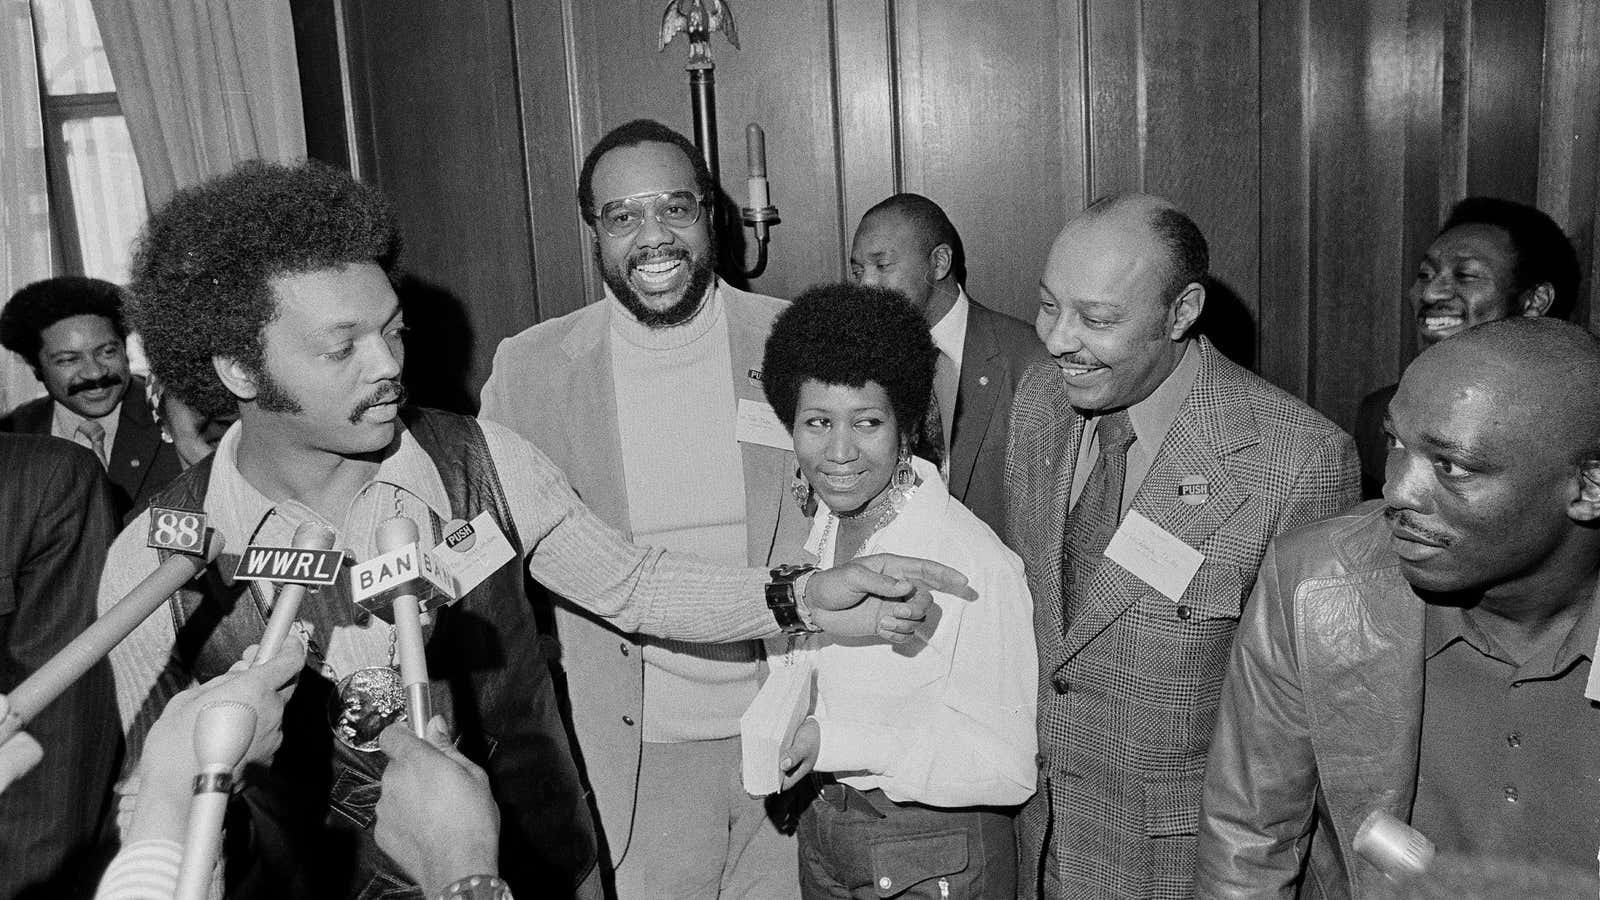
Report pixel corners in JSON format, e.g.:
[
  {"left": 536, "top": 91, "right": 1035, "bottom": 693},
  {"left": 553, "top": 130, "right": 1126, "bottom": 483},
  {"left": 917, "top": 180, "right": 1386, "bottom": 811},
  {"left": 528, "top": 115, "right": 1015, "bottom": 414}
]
[
  {"left": 87, "top": 0, "right": 307, "bottom": 208},
  {"left": 0, "top": 0, "right": 52, "bottom": 412}
]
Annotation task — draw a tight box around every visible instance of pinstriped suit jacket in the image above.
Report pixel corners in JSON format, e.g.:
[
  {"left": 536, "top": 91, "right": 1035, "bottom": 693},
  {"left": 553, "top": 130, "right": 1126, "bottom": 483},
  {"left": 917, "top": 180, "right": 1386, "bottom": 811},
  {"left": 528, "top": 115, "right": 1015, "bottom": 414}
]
[{"left": 1005, "top": 337, "right": 1359, "bottom": 899}]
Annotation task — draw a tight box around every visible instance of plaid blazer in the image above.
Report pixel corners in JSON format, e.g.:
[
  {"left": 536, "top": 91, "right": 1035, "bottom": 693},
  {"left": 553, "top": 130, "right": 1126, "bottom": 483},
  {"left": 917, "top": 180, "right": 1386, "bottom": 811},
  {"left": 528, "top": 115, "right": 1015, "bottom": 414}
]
[{"left": 1005, "top": 337, "right": 1359, "bottom": 899}]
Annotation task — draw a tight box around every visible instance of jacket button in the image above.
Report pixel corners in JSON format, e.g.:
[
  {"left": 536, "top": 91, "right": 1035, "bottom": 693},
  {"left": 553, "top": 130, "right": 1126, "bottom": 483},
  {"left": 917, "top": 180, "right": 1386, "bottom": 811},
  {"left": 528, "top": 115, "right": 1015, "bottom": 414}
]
[
  {"left": 1176, "top": 605, "right": 1192, "bottom": 620},
  {"left": 878, "top": 877, "right": 892, "bottom": 890},
  {"left": 1051, "top": 672, "right": 1070, "bottom": 694},
  {"left": 622, "top": 715, "right": 635, "bottom": 726},
  {"left": 619, "top": 643, "right": 630, "bottom": 656}
]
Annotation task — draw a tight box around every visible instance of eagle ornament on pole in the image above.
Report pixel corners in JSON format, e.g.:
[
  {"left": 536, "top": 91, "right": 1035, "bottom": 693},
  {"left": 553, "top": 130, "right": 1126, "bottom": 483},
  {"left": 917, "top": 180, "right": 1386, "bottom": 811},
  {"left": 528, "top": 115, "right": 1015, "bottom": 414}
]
[{"left": 657, "top": 0, "right": 779, "bottom": 278}]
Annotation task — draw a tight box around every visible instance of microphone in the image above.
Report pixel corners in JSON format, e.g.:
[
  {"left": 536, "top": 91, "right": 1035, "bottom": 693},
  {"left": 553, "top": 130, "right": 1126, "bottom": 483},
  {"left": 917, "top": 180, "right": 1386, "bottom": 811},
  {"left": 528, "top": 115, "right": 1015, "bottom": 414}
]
[
  {"left": 1353, "top": 808, "right": 1435, "bottom": 880},
  {"left": 375, "top": 517, "right": 434, "bottom": 740},
  {"left": 173, "top": 701, "right": 257, "bottom": 900},
  {"left": 0, "top": 531, "right": 224, "bottom": 747},
  {"left": 253, "top": 521, "right": 337, "bottom": 664}
]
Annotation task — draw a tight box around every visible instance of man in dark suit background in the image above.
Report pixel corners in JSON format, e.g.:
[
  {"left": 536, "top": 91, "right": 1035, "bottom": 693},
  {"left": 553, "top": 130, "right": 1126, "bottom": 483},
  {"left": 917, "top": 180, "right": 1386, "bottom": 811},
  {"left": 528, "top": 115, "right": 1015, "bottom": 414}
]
[
  {"left": 0, "top": 434, "right": 120, "bottom": 899},
  {"left": 1007, "top": 193, "right": 1359, "bottom": 898},
  {"left": 849, "top": 193, "right": 1041, "bottom": 535},
  {"left": 0, "top": 277, "right": 182, "bottom": 516}
]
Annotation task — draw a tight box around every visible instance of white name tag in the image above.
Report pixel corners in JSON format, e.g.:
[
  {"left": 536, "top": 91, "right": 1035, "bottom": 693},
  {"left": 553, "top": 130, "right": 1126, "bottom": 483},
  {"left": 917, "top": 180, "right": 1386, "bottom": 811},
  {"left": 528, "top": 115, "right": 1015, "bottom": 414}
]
[
  {"left": 1104, "top": 509, "right": 1204, "bottom": 602},
  {"left": 433, "top": 511, "right": 517, "bottom": 596},
  {"left": 735, "top": 398, "right": 793, "bottom": 452}
]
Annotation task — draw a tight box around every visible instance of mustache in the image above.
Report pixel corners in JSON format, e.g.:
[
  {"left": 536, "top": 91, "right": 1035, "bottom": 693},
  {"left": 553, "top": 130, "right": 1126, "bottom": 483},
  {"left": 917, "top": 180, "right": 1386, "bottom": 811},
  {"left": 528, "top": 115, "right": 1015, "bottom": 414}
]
[
  {"left": 68, "top": 374, "right": 123, "bottom": 395},
  {"left": 1382, "top": 507, "right": 1453, "bottom": 546},
  {"left": 348, "top": 381, "right": 407, "bottom": 424},
  {"left": 628, "top": 247, "right": 690, "bottom": 268}
]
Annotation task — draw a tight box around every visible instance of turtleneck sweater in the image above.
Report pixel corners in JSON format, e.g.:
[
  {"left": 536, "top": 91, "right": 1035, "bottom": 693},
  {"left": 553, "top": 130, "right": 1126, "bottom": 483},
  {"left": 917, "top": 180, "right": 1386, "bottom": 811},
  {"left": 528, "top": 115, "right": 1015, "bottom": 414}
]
[{"left": 608, "top": 285, "right": 759, "bottom": 742}]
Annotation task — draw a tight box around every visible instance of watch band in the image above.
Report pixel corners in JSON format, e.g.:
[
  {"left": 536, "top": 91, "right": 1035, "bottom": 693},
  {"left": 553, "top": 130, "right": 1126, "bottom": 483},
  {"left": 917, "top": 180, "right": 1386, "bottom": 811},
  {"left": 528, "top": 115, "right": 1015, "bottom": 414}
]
[
  {"left": 436, "top": 874, "right": 512, "bottom": 900},
  {"left": 766, "top": 564, "right": 821, "bottom": 634}
]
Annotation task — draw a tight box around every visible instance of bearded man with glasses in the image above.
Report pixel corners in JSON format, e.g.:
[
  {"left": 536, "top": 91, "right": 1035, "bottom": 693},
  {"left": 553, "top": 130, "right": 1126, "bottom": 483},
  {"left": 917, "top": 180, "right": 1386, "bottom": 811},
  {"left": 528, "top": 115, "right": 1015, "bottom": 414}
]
[{"left": 481, "top": 119, "right": 806, "bottom": 899}]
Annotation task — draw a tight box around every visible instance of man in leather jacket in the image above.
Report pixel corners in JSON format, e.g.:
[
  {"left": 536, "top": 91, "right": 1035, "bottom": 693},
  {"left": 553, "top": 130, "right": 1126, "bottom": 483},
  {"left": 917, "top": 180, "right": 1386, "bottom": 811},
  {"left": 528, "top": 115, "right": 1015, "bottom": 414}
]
[{"left": 1196, "top": 317, "right": 1600, "bottom": 898}]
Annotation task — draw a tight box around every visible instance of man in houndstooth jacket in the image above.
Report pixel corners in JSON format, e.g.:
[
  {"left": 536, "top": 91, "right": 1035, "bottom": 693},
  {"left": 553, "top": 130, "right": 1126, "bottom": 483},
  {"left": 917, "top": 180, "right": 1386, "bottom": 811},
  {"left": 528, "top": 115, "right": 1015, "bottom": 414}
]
[{"left": 1006, "top": 194, "right": 1359, "bottom": 899}]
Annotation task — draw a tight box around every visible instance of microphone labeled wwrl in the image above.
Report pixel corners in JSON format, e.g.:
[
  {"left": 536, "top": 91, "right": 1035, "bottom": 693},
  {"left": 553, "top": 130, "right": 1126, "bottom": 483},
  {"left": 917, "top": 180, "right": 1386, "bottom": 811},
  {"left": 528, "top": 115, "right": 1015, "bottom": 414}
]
[{"left": 234, "top": 521, "right": 340, "bottom": 664}]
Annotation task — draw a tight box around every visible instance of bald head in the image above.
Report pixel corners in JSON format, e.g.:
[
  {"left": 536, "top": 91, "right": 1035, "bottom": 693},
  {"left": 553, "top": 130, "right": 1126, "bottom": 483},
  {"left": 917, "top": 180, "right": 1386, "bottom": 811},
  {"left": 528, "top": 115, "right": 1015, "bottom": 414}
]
[
  {"left": 850, "top": 193, "right": 964, "bottom": 321},
  {"left": 1408, "top": 317, "right": 1600, "bottom": 455},
  {"left": 1075, "top": 193, "right": 1209, "bottom": 303}
]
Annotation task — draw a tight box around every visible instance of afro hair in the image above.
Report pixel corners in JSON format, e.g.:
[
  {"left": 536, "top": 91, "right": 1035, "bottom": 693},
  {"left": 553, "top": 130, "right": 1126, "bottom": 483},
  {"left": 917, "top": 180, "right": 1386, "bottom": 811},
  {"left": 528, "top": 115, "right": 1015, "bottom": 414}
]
[
  {"left": 128, "top": 159, "right": 400, "bottom": 419},
  {"left": 761, "top": 282, "right": 936, "bottom": 443}
]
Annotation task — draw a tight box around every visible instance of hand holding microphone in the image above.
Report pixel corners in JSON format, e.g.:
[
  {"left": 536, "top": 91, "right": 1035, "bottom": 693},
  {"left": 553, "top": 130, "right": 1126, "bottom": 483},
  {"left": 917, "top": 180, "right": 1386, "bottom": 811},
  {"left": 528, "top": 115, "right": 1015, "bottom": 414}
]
[
  {"left": 254, "top": 521, "right": 338, "bottom": 664},
  {"left": 125, "top": 639, "right": 305, "bottom": 847},
  {"left": 361, "top": 517, "right": 458, "bottom": 740}
]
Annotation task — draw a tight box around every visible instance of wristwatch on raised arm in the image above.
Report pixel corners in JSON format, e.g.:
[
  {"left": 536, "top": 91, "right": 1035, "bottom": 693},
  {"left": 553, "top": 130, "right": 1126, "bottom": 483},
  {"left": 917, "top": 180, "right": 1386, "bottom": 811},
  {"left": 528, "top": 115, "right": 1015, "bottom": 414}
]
[{"left": 766, "top": 564, "right": 821, "bottom": 634}]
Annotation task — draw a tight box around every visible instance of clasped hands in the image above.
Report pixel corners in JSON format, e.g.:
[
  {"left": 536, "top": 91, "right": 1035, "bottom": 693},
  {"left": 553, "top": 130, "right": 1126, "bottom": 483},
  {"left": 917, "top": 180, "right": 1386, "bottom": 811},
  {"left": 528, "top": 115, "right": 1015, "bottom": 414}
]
[{"left": 803, "top": 553, "right": 973, "bottom": 642}]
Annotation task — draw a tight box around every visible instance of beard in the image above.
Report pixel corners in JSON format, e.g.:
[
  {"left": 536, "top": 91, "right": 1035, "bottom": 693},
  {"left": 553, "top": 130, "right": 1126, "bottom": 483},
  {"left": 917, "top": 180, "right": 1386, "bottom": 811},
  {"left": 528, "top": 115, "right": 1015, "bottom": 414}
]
[{"left": 596, "top": 239, "right": 718, "bottom": 329}]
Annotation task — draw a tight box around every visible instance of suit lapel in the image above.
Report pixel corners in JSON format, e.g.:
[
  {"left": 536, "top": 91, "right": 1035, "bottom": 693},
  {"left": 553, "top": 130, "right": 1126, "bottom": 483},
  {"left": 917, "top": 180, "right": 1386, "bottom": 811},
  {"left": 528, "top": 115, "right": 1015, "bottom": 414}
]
[
  {"left": 1026, "top": 369, "right": 1086, "bottom": 667},
  {"left": 949, "top": 303, "right": 1001, "bottom": 500},
  {"left": 726, "top": 292, "right": 794, "bottom": 566},
  {"left": 109, "top": 380, "right": 162, "bottom": 501},
  {"left": 1301, "top": 516, "right": 1423, "bottom": 874},
  {"left": 1059, "top": 341, "right": 1254, "bottom": 660},
  {"left": 557, "top": 310, "right": 630, "bottom": 532}
]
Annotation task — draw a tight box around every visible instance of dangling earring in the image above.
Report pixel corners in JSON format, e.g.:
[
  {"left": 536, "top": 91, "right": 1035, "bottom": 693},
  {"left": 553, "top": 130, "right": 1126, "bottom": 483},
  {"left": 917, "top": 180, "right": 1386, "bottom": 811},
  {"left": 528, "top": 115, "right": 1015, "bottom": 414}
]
[
  {"left": 791, "top": 467, "right": 817, "bottom": 516},
  {"left": 892, "top": 444, "right": 915, "bottom": 489}
]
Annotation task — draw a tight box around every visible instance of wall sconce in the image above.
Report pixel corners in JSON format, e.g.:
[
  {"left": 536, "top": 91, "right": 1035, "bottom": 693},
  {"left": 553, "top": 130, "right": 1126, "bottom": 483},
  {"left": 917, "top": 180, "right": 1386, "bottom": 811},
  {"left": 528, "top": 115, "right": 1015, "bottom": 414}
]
[{"left": 659, "top": 0, "right": 779, "bottom": 278}]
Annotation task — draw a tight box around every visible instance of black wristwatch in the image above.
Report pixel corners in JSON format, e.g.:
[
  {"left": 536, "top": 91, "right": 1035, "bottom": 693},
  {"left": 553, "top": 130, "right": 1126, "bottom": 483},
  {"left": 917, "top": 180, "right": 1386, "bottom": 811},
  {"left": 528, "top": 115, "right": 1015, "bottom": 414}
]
[{"left": 766, "top": 564, "right": 820, "bottom": 634}]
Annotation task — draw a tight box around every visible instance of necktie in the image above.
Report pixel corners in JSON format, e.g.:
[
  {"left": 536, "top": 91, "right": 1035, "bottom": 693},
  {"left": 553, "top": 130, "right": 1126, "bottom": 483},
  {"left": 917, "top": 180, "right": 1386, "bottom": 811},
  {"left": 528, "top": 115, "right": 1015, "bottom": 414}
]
[
  {"left": 1063, "top": 410, "right": 1135, "bottom": 613},
  {"left": 921, "top": 350, "right": 959, "bottom": 475},
  {"left": 77, "top": 419, "right": 108, "bottom": 469}
]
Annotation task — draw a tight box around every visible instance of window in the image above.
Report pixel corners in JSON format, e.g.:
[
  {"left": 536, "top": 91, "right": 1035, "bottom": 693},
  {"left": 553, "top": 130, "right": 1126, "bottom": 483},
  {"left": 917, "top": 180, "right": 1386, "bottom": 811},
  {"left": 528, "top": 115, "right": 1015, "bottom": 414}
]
[{"left": 31, "top": 0, "right": 146, "bottom": 281}]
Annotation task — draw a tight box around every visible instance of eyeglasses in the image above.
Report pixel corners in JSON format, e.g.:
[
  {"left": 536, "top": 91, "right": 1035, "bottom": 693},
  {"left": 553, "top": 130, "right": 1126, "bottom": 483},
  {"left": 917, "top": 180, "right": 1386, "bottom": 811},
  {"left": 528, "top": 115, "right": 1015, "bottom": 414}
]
[{"left": 592, "top": 190, "right": 708, "bottom": 237}]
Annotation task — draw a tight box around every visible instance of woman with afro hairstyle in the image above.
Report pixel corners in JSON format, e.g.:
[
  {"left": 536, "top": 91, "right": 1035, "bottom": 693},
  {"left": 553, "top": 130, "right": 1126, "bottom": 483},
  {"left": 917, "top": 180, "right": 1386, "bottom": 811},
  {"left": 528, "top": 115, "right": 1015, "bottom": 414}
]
[{"left": 757, "top": 281, "right": 1038, "bottom": 898}]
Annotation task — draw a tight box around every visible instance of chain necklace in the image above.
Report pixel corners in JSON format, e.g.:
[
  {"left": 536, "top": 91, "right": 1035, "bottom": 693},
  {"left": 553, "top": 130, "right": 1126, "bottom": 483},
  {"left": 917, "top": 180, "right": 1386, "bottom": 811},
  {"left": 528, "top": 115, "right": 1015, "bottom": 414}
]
[{"left": 817, "top": 476, "right": 918, "bottom": 562}]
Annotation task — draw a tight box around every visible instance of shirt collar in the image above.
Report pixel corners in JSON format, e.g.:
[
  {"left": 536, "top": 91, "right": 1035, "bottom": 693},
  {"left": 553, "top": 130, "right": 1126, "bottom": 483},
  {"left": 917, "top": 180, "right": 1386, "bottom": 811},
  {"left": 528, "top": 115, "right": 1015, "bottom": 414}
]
[
  {"left": 1423, "top": 585, "right": 1600, "bottom": 676},
  {"left": 52, "top": 397, "right": 122, "bottom": 448},
  {"left": 928, "top": 289, "right": 970, "bottom": 369},
  {"left": 208, "top": 418, "right": 453, "bottom": 546},
  {"left": 1092, "top": 339, "right": 1199, "bottom": 454}
]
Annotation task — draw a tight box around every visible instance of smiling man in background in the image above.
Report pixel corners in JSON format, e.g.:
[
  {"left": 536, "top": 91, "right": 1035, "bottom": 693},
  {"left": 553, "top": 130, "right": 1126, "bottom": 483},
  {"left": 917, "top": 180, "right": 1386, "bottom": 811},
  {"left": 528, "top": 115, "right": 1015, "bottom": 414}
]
[
  {"left": 0, "top": 276, "right": 181, "bottom": 515},
  {"left": 1353, "top": 198, "right": 1579, "bottom": 496}
]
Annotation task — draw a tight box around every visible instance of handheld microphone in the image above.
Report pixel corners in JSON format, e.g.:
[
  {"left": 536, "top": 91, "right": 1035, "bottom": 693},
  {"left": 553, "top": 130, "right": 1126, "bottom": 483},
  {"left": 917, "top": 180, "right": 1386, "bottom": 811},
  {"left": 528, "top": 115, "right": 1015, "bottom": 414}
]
[
  {"left": 1353, "top": 808, "right": 1435, "bottom": 880},
  {"left": 173, "top": 701, "right": 257, "bottom": 900},
  {"left": 0, "top": 531, "right": 224, "bottom": 747},
  {"left": 253, "top": 522, "right": 338, "bottom": 664},
  {"left": 375, "top": 517, "right": 433, "bottom": 739}
]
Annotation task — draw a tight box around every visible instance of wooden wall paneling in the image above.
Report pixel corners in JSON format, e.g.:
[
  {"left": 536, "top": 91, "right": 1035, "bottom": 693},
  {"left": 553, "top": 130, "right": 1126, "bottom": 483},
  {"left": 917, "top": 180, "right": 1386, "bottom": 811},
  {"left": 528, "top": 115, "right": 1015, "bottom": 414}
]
[
  {"left": 1056, "top": 0, "right": 1091, "bottom": 219},
  {"left": 1258, "top": 0, "right": 1313, "bottom": 399},
  {"left": 1463, "top": 0, "right": 1544, "bottom": 203},
  {"left": 1084, "top": 0, "right": 1143, "bottom": 199},
  {"left": 1537, "top": 0, "right": 1600, "bottom": 328},
  {"left": 1306, "top": 0, "right": 1412, "bottom": 431},
  {"left": 510, "top": 0, "right": 592, "bottom": 323},
  {"left": 831, "top": 0, "right": 898, "bottom": 263},
  {"left": 708, "top": 1, "right": 849, "bottom": 297},
  {"left": 345, "top": 0, "right": 536, "bottom": 409},
  {"left": 890, "top": 0, "right": 1076, "bottom": 321},
  {"left": 1139, "top": 0, "right": 1261, "bottom": 367},
  {"left": 1397, "top": 0, "right": 1445, "bottom": 369}
]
